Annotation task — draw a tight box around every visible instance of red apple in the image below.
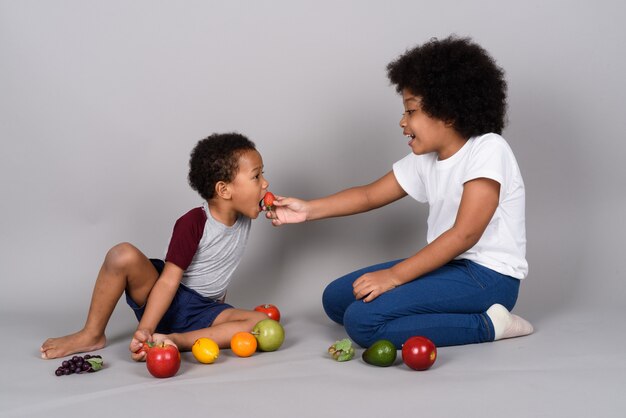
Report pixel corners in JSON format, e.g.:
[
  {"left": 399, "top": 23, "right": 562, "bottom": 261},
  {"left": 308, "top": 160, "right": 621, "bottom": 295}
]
[
  {"left": 146, "top": 343, "right": 181, "bottom": 378},
  {"left": 254, "top": 304, "right": 281, "bottom": 322},
  {"left": 402, "top": 336, "right": 437, "bottom": 371}
]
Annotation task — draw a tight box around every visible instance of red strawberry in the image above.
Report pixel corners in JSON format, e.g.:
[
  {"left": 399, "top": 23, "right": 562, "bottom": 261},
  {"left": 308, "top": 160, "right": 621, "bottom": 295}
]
[{"left": 263, "top": 192, "right": 276, "bottom": 209}]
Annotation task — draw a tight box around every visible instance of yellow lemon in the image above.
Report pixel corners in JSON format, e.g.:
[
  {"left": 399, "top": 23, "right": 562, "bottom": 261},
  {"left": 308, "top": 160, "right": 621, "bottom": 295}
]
[{"left": 192, "top": 338, "right": 219, "bottom": 364}]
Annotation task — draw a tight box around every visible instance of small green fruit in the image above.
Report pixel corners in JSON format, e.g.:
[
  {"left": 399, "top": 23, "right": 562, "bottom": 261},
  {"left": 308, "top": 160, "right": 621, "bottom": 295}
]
[
  {"left": 362, "top": 339, "right": 397, "bottom": 367},
  {"left": 328, "top": 338, "right": 355, "bottom": 362}
]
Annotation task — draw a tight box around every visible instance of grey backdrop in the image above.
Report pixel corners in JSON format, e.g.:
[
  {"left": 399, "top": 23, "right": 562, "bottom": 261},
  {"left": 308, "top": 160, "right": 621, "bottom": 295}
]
[
  {"left": 2, "top": 0, "right": 624, "bottom": 318},
  {"left": 1, "top": 1, "right": 625, "bottom": 417}
]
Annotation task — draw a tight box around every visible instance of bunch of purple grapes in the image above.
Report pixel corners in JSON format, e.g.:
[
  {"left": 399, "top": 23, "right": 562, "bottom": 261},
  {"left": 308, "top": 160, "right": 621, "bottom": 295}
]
[{"left": 54, "top": 354, "right": 103, "bottom": 376}]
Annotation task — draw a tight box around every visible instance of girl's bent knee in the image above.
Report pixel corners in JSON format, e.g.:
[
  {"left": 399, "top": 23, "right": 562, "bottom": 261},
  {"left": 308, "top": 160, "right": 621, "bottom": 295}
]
[
  {"left": 322, "top": 282, "right": 346, "bottom": 325},
  {"left": 343, "top": 304, "right": 380, "bottom": 348}
]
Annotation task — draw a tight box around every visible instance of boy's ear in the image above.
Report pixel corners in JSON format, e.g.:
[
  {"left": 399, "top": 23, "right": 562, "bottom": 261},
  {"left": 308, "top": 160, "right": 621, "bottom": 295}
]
[{"left": 215, "top": 181, "right": 232, "bottom": 200}]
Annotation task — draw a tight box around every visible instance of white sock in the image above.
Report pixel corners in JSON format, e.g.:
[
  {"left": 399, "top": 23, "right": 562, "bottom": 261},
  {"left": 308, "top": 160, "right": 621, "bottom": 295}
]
[{"left": 486, "top": 304, "right": 534, "bottom": 340}]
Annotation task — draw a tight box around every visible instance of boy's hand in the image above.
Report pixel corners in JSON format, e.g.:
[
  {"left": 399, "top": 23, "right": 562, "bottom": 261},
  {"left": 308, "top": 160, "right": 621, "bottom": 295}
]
[
  {"left": 352, "top": 269, "right": 401, "bottom": 302},
  {"left": 129, "top": 329, "right": 152, "bottom": 362},
  {"left": 267, "top": 196, "right": 309, "bottom": 226}
]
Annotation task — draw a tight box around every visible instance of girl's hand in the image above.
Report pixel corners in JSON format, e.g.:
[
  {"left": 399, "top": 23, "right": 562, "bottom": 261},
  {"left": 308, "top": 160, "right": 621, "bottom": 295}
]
[
  {"left": 353, "top": 269, "right": 401, "bottom": 302},
  {"left": 267, "top": 196, "right": 309, "bottom": 226},
  {"left": 129, "top": 328, "right": 152, "bottom": 362}
]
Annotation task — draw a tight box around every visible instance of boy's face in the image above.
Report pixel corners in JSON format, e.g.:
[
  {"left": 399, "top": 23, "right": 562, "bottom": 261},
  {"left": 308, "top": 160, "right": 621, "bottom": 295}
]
[
  {"left": 399, "top": 89, "right": 466, "bottom": 160},
  {"left": 228, "top": 149, "right": 269, "bottom": 219}
]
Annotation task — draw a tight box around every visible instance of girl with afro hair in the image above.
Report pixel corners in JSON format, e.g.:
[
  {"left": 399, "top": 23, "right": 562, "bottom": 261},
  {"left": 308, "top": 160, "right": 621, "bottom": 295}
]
[{"left": 269, "top": 36, "right": 533, "bottom": 348}]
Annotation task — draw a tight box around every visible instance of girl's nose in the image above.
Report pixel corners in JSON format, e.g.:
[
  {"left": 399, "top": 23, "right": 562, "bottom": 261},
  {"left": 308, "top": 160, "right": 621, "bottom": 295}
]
[{"left": 399, "top": 114, "right": 407, "bottom": 128}]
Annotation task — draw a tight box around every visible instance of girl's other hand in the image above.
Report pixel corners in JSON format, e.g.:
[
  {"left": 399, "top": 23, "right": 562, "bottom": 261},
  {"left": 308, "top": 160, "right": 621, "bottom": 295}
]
[
  {"left": 352, "top": 269, "right": 401, "bottom": 302},
  {"left": 267, "top": 196, "right": 309, "bottom": 226}
]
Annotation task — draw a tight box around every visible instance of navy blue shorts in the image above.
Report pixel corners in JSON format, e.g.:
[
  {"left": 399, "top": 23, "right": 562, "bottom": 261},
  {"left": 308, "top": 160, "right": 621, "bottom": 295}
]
[{"left": 125, "top": 259, "right": 234, "bottom": 334}]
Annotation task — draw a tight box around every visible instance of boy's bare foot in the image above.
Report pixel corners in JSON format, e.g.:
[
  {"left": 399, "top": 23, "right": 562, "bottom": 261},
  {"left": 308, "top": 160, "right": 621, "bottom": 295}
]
[{"left": 40, "top": 331, "right": 106, "bottom": 359}]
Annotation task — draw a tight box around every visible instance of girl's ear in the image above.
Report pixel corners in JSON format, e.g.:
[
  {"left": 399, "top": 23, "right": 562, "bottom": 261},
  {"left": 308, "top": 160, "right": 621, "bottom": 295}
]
[{"left": 215, "top": 181, "right": 232, "bottom": 200}]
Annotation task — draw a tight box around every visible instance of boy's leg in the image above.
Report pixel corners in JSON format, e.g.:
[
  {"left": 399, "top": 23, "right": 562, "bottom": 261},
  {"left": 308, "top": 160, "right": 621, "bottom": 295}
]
[
  {"left": 322, "top": 259, "right": 405, "bottom": 324},
  {"left": 40, "top": 242, "right": 159, "bottom": 359},
  {"left": 342, "top": 260, "right": 521, "bottom": 348},
  {"left": 164, "top": 308, "right": 268, "bottom": 350}
]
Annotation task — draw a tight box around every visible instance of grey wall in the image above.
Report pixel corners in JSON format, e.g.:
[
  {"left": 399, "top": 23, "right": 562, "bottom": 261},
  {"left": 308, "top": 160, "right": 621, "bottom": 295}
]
[{"left": 1, "top": 1, "right": 624, "bottom": 321}]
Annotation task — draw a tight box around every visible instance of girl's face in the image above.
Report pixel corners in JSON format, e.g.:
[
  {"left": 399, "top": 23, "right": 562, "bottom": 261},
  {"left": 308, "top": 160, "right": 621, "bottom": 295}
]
[
  {"left": 229, "top": 149, "right": 269, "bottom": 219},
  {"left": 399, "top": 89, "right": 466, "bottom": 160}
]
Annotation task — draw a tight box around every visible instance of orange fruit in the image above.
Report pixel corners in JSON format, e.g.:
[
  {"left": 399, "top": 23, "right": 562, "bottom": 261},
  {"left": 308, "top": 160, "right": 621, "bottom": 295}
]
[
  {"left": 191, "top": 337, "right": 219, "bottom": 364},
  {"left": 230, "top": 332, "right": 257, "bottom": 357}
]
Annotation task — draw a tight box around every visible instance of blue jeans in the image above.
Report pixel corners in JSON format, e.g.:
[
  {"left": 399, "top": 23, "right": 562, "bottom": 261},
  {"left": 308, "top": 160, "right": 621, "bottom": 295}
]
[{"left": 322, "top": 259, "right": 520, "bottom": 348}]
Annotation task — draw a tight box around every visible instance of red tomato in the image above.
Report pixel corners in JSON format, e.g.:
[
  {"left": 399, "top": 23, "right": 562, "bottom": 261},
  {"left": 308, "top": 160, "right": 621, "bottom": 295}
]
[
  {"left": 146, "top": 343, "right": 181, "bottom": 378},
  {"left": 254, "top": 304, "right": 281, "bottom": 322},
  {"left": 401, "top": 336, "right": 437, "bottom": 371}
]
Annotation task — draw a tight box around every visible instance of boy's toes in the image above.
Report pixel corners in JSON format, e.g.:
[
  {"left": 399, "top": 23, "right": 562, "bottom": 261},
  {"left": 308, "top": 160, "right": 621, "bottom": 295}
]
[
  {"left": 40, "top": 346, "right": 56, "bottom": 359},
  {"left": 40, "top": 341, "right": 53, "bottom": 358}
]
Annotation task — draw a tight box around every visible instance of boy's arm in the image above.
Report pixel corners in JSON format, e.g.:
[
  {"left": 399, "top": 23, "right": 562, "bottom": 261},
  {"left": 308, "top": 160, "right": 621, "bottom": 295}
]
[
  {"left": 130, "top": 262, "right": 183, "bottom": 359},
  {"left": 272, "top": 171, "right": 406, "bottom": 224},
  {"left": 353, "top": 177, "right": 500, "bottom": 301}
]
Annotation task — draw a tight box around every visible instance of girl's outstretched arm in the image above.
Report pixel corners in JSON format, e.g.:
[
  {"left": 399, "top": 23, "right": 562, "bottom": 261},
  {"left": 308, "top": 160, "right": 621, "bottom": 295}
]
[
  {"left": 353, "top": 177, "right": 500, "bottom": 302},
  {"left": 269, "top": 171, "right": 406, "bottom": 226}
]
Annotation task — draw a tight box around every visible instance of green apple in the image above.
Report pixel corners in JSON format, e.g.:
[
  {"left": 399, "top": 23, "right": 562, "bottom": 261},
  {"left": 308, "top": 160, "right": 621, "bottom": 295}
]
[{"left": 252, "top": 319, "right": 285, "bottom": 352}]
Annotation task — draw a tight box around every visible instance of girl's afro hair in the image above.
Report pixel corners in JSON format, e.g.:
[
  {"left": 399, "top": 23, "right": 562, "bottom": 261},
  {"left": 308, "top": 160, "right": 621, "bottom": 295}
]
[{"left": 387, "top": 35, "right": 507, "bottom": 137}]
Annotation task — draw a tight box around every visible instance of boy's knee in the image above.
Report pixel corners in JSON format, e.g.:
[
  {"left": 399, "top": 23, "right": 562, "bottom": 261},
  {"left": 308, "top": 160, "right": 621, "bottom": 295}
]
[{"left": 105, "top": 242, "right": 140, "bottom": 269}]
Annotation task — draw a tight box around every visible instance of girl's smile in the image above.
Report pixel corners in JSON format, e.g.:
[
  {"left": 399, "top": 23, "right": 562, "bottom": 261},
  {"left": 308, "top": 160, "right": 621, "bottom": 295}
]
[{"left": 400, "top": 89, "right": 467, "bottom": 160}]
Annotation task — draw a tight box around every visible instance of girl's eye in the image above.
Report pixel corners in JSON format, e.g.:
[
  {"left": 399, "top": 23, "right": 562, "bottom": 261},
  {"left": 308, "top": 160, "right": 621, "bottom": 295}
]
[{"left": 404, "top": 109, "right": 416, "bottom": 116}]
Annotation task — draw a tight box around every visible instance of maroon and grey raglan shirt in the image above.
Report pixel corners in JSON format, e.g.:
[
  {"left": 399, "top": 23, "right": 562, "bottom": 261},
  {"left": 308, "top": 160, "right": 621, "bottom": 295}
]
[{"left": 165, "top": 201, "right": 251, "bottom": 300}]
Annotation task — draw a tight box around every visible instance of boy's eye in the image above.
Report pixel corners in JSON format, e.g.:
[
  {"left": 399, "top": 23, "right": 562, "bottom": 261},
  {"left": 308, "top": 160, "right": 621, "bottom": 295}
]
[{"left": 403, "top": 109, "right": 416, "bottom": 116}]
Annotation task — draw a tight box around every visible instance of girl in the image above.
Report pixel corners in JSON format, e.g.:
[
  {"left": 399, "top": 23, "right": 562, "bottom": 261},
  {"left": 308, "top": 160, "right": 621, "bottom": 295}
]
[{"left": 268, "top": 36, "right": 533, "bottom": 348}]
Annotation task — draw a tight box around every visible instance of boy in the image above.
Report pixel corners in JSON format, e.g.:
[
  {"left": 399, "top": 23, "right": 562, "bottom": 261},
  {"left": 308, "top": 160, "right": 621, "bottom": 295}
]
[{"left": 41, "top": 132, "right": 269, "bottom": 360}]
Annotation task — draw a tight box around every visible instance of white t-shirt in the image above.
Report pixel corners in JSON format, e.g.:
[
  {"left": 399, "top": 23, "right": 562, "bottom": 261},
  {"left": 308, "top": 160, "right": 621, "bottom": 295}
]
[{"left": 392, "top": 133, "right": 528, "bottom": 279}]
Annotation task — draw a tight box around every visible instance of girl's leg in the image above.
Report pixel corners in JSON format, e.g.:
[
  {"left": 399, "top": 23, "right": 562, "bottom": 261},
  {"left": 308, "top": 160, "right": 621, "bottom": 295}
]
[
  {"left": 40, "top": 242, "right": 159, "bottom": 359},
  {"left": 322, "top": 259, "right": 405, "bottom": 325},
  {"left": 165, "top": 308, "right": 268, "bottom": 350},
  {"left": 340, "top": 260, "right": 521, "bottom": 348}
]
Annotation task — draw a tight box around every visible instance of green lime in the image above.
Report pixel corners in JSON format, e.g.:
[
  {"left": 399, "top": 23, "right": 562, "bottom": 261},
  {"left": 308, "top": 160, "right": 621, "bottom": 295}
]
[{"left": 362, "top": 339, "right": 397, "bottom": 367}]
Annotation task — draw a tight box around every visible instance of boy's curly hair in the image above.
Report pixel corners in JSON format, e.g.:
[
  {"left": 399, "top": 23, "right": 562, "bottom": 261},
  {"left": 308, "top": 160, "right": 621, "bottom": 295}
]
[
  {"left": 188, "top": 132, "right": 256, "bottom": 201},
  {"left": 387, "top": 36, "right": 507, "bottom": 137}
]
